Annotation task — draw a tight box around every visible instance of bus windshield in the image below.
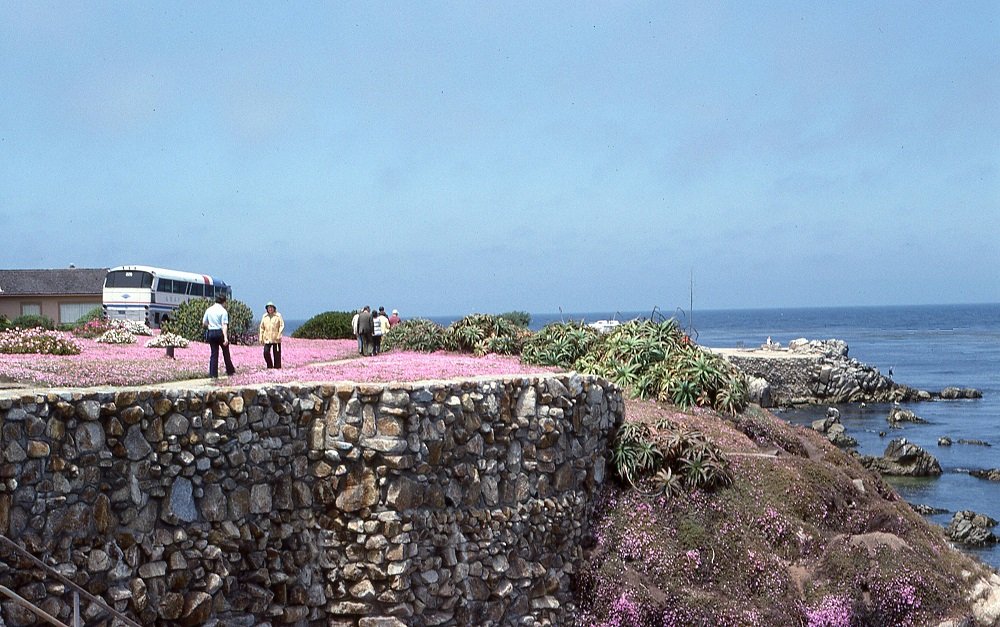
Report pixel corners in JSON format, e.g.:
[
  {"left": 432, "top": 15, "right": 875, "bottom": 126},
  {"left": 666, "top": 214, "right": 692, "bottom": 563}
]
[{"left": 105, "top": 270, "right": 153, "bottom": 289}]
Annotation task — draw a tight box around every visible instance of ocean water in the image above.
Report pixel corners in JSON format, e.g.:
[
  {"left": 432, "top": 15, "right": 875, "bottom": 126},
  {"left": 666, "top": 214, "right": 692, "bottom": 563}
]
[{"left": 295, "top": 305, "right": 1000, "bottom": 568}]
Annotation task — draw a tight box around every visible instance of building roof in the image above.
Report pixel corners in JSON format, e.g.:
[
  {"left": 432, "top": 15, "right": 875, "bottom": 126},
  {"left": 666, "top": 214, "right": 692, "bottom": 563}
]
[{"left": 0, "top": 268, "right": 108, "bottom": 296}]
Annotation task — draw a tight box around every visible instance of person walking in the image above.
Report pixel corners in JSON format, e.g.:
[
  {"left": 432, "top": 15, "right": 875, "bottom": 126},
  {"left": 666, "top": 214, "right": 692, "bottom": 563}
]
[
  {"left": 388, "top": 309, "right": 401, "bottom": 328},
  {"left": 259, "top": 301, "right": 285, "bottom": 368},
  {"left": 357, "top": 306, "right": 374, "bottom": 356},
  {"left": 352, "top": 308, "right": 362, "bottom": 354},
  {"left": 373, "top": 306, "right": 390, "bottom": 355},
  {"left": 202, "top": 294, "right": 236, "bottom": 378}
]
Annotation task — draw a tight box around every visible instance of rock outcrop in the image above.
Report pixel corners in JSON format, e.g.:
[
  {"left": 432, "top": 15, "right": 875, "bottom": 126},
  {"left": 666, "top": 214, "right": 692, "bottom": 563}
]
[
  {"left": 940, "top": 387, "right": 984, "bottom": 400},
  {"left": 887, "top": 405, "right": 928, "bottom": 427},
  {"left": 717, "top": 338, "right": 925, "bottom": 406},
  {"left": 947, "top": 510, "right": 1000, "bottom": 546},
  {"left": 971, "top": 469, "right": 1000, "bottom": 482},
  {"left": 811, "top": 407, "right": 858, "bottom": 448},
  {"left": 861, "top": 438, "right": 942, "bottom": 476}
]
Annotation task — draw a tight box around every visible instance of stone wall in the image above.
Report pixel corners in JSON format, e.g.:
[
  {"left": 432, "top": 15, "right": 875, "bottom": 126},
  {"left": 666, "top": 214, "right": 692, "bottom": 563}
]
[{"left": 0, "top": 374, "right": 623, "bottom": 626}]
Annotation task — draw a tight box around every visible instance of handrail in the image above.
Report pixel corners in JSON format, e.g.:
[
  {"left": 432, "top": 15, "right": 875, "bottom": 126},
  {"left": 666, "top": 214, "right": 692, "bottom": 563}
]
[
  {"left": 0, "top": 584, "right": 70, "bottom": 627},
  {"left": 0, "top": 534, "right": 142, "bottom": 627}
]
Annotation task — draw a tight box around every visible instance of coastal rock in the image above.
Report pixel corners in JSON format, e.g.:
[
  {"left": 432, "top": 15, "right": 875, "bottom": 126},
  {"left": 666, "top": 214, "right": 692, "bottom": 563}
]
[
  {"left": 946, "top": 510, "right": 999, "bottom": 546},
  {"left": 719, "top": 338, "right": 923, "bottom": 406},
  {"left": 860, "top": 438, "right": 942, "bottom": 476},
  {"left": 939, "top": 437, "right": 953, "bottom": 446},
  {"left": 887, "top": 406, "right": 928, "bottom": 427},
  {"left": 909, "top": 503, "right": 949, "bottom": 515},
  {"left": 810, "top": 408, "right": 857, "bottom": 448},
  {"left": 939, "top": 387, "right": 983, "bottom": 400},
  {"left": 746, "top": 376, "right": 772, "bottom": 408},
  {"left": 970, "top": 469, "right": 1000, "bottom": 482},
  {"left": 958, "top": 439, "right": 991, "bottom": 447}
]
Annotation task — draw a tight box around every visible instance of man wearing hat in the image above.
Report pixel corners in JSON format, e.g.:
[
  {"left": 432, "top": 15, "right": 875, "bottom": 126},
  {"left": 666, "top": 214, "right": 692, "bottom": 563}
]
[
  {"left": 388, "top": 309, "right": 401, "bottom": 328},
  {"left": 259, "top": 301, "right": 285, "bottom": 368}
]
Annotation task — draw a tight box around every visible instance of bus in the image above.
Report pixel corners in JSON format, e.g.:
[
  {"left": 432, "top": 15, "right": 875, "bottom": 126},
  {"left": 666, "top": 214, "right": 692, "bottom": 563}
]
[{"left": 102, "top": 265, "right": 232, "bottom": 328}]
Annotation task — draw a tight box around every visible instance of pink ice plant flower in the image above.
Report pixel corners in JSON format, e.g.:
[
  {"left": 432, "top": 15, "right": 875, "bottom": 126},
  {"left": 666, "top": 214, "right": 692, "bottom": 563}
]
[{"left": 0, "top": 333, "right": 560, "bottom": 388}]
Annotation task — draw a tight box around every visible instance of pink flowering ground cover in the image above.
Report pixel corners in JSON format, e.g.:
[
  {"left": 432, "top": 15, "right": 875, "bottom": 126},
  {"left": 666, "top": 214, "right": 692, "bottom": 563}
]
[{"left": 0, "top": 334, "right": 558, "bottom": 388}]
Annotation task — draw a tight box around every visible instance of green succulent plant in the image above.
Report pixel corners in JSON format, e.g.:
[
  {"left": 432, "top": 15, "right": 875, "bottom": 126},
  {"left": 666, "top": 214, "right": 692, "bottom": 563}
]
[{"left": 381, "top": 318, "right": 446, "bottom": 352}]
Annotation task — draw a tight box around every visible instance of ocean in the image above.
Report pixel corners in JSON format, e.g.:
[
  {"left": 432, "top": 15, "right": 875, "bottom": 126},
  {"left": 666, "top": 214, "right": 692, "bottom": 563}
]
[{"left": 292, "top": 304, "right": 1000, "bottom": 568}]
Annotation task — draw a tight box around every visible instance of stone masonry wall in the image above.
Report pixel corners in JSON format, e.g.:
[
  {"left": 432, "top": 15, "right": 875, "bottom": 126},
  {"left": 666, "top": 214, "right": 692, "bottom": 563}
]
[{"left": 0, "top": 374, "right": 623, "bottom": 626}]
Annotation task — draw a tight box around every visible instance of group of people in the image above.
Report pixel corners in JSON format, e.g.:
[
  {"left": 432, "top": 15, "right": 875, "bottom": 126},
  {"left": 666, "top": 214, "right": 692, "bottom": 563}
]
[
  {"left": 201, "top": 294, "right": 285, "bottom": 379},
  {"left": 199, "top": 297, "right": 403, "bottom": 379},
  {"left": 352, "top": 306, "right": 401, "bottom": 356}
]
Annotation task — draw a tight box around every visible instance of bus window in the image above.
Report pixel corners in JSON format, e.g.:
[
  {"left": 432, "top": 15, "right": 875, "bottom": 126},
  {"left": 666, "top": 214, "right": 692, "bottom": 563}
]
[
  {"left": 189, "top": 283, "right": 205, "bottom": 297},
  {"left": 157, "top": 279, "right": 173, "bottom": 293},
  {"left": 105, "top": 270, "right": 154, "bottom": 289},
  {"left": 172, "top": 281, "right": 187, "bottom": 294}
]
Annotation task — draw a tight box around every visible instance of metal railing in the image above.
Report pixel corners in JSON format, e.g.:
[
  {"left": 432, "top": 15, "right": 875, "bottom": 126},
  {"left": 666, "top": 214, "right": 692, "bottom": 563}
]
[{"left": 0, "top": 534, "right": 142, "bottom": 627}]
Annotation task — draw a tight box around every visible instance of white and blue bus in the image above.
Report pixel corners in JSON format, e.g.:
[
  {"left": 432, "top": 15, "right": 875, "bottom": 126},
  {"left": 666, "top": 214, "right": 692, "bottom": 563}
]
[{"left": 103, "top": 265, "right": 232, "bottom": 327}]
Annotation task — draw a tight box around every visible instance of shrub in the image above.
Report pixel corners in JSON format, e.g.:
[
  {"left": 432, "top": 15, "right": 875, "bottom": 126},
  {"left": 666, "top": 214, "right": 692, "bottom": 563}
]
[
  {"left": 171, "top": 298, "right": 213, "bottom": 342},
  {"left": 77, "top": 306, "right": 105, "bottom": 324},
  {"left": 0, "top": 314, "right": 10, "bottom": 332},
  {"left": 72, "top": 317, "right": 117, "bottom": 339},
  {"left": 381, "top": 318, "right": 447, "bottom": 352},
  {"left": 292, "top": 311, "right": 354, "bottom": 340},
  {"left": 226, "top": 299, "right": 256, "bottom": 345},
  {"left": 96, "top": 328, "right": 137, "bottom": 344},
  {"left": 169, "top": 298, "right": 255, "bottom": 344},
  {"left": 610, "top": 418, "right": 732, "bottom": 494},
  {"left": 522, "top": 321, "right": 601, "bottom": 367},
  {"left": 0, "top": 328, "right": 81, "bottom": 355},
  {"left": 498, "top": 310, "right": 531, "bottom": 328},
  {"left": 570, "top": 318, "right": 748, "bottom": 415},
  {"left": 442, "top": 313, "right": 528, "bottom": 356},
  {"left": 145, "top": 332, "right": 190, "bottom": 348},
  {"left": 11, "top": 314, "right": 54, "bottom": 330}
]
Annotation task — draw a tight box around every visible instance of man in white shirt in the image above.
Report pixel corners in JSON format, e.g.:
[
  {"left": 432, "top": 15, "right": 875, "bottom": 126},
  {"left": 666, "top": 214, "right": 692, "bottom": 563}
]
[{"left": 202, "top": 294, "right": 236, "bottom": 378}]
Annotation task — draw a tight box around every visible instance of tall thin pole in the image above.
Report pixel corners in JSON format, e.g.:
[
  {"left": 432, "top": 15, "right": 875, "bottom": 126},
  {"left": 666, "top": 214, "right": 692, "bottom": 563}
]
[{"left": 689, "top": 269, "right": 694, "bottom": 335}]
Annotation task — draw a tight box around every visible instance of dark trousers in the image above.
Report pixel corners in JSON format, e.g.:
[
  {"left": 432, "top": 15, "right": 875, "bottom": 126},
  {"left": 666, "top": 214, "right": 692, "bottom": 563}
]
[
  {"left": 207, "top": 329, "right": 235, "bottom": 378},
  {"left": 361, "top": 332, "right": 374, "bottom": 356},
  {"left": 264, "top": 343, "right": 282, "bottom": 368},
  {"left": 373, "top": 335, "right": 383, "bottom": 355}
]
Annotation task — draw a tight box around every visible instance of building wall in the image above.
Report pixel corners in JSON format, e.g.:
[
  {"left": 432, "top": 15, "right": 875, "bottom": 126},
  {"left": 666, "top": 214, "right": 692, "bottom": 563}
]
[
  {"left": 0, "top": 374, "right": 623, "bottom": 626},
  {"left": 0, "top": 295, "right": 102, "bottom": 325}
]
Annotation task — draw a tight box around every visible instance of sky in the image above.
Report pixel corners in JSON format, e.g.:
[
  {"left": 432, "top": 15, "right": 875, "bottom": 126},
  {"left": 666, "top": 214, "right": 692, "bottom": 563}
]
[{"left": 2, "top": 2, "right": 998, "bottom": 320}]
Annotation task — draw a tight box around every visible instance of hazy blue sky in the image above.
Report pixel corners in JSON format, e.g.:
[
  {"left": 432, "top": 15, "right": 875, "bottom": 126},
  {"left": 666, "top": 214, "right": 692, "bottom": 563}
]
[{"left": 2, "top": 2, "right": 997, "bottom": 320}]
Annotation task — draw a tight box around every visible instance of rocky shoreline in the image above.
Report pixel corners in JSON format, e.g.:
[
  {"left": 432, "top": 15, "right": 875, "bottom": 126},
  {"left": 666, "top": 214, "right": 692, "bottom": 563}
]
[
  {"left": 715, "top": 338, "right": 982, "bottom": 407},
  {"left": 719, "top": 338, "right": 995, "bottom": 554}
]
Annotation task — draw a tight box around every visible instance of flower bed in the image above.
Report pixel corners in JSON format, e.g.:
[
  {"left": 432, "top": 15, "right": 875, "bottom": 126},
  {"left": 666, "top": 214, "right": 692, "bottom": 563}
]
[{"left": 0, "top": 333, "right": 559, "bottom": 388}]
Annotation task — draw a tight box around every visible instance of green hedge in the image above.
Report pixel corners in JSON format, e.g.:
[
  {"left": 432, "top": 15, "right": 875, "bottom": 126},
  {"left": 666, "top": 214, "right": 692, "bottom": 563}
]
[{"left": 292, "top": 311, "right": 355, "bottom": 339}]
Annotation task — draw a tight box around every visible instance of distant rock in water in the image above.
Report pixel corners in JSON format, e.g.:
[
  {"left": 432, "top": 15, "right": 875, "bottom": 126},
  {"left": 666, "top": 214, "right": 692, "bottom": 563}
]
[
  {"left": 938, "top": 437, "right": 952, "bottom": 446},
  {"left": 860, "top": 438, "right": 942, "bottom": 477},
  {"left": 938, "top": 386, "right": 983, "bottom": 399},
  {"left": 946, "top": 510, "right": 1000, "bottom": 546},
  {"left": 970, "top": 469, "right": 1000, "bottom": 482},
  {"left": 887, "top": 406, "right": 928, "bottom": 427},
  {"left": 910, "top": 502, "right": 949, "bottom": 515},
  {"left": 957, "top": 438, "right": 991, "bottom": 447},
  {"left": 811, "top": 407, "right": 857, "bottom": 448}
]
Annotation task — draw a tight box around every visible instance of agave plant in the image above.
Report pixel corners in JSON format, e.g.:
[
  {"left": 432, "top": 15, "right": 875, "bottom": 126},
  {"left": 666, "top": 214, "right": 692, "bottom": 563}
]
[
  {"left": 651, "top": 466, "right": 685, "bottom": 498},
  {"left": 670, "top": 380, "right": 700, "bottom": 409}
]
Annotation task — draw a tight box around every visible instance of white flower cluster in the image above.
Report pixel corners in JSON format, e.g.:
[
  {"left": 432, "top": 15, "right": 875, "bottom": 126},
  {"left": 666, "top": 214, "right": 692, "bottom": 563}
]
[
  {"left": 96, "top": 328, "right": 137, "bottom": 344},
  {"left": 144, "top": 333, "right": 190, "bottom": 349},
  {"left": 116, "top": 320, "right": 153, "bottom": 336}
]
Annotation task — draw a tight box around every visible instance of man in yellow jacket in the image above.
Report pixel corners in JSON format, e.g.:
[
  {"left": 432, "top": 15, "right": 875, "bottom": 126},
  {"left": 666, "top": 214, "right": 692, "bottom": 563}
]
[{"left": 259, "top": 302, "right": 285, "bottom": 368}]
